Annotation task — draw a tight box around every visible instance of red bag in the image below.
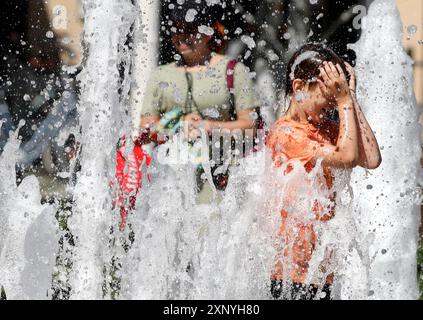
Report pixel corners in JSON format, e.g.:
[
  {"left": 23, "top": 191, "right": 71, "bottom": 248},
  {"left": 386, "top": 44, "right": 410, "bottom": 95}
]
[{"left": 113, "top": 136, "right": 151, "bottom": 231}]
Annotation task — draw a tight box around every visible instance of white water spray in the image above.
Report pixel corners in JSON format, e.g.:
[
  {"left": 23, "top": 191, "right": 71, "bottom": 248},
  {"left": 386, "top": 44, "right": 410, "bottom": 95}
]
[
  {"left": 346, "top": 0, "right": 422, "bottom": 300},
  {"left": 119, "top": 0, "right": 422, "bottom": 300},
  {"left": 0, "top": 0, "right": 421, "bottom": 301},
  {"left": 69, "top": 0, "right": 135, "bottom": 299},
  {"left": 0, "top": 124, "right": 58, "bottom": 300}
]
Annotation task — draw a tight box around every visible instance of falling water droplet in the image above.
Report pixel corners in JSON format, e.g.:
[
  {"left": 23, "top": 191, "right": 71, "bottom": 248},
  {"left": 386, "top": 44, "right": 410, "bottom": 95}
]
[
  {"left": 185, "top": 9, "right": 197, "bottom": 22},
  {"left": 46, "top": 31, "right": 54, "bottom": 38},
  {"left": 407, "top": 24, "right": 417, "bottom": 35}
]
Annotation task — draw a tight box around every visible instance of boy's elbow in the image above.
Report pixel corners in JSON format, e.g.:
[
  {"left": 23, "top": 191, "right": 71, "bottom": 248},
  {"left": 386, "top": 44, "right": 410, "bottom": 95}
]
[
  {"left": 343, "top": 151, "right": 360, "bottom": 168},
  {"left": 363, "top": 155, "right": 382, "bottom": 170}
]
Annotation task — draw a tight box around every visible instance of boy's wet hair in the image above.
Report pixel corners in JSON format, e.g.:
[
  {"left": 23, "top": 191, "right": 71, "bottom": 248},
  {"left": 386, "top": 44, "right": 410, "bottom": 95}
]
[{"left": 286, "top": 43, "right": 349, "bottom": 96}]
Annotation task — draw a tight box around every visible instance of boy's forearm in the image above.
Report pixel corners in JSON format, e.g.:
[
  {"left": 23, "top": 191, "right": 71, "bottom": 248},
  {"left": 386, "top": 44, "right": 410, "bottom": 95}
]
[
  {"left": 351, "top": 95, "right": 382, "bottom": 168},
  {"left": 336, "top": 97, "right": 360, "bottom": 163}
]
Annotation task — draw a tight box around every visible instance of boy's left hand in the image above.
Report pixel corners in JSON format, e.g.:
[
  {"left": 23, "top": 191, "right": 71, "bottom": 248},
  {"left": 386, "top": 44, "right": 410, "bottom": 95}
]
[{"left": 319, "top": 61, "right": 351, "bottom": 103}]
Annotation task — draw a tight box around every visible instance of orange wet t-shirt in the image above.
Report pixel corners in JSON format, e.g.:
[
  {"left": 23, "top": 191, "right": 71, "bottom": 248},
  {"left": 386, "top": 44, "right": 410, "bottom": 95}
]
[{"left": 266, "top": 116, "right": 336, "bottom": 285}]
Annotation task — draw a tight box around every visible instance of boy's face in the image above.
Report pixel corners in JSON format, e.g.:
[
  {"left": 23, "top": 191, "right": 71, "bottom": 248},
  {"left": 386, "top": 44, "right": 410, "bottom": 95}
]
[{"left": 293, "top": 81, "right": 335, "bottom": 123}]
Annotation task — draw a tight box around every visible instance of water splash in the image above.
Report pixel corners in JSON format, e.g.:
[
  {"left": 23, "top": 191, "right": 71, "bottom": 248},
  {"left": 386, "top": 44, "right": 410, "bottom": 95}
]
[
  {"left": 346, "top": 0, "right": 422, "bottom": 300},
  {"left": 118, "top": 0, "right": 422, "bottom": 300},
  {"left": 0, "top": 123, "right": 58, "bottom": 300},
  {"left": 69, "top": 0, "right": 135, "bottom": 299},
  {"left": 0, "top": 0, "right": 421, "bottom": 301},
  {"left": 121, "top": 142, "right": 276, "bottom": 300}
]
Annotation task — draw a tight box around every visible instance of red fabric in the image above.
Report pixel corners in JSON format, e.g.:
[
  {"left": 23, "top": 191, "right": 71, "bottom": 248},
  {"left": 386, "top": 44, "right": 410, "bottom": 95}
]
[
  {"left": 114, "top": 136, "right": 151, "bottom": 231},
  {"left": 113, "top": 59, "right": 259, "bottom": 230}
]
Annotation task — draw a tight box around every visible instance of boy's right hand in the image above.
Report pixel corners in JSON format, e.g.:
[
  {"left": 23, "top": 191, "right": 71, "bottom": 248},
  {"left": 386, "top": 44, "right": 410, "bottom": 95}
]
[{"left": 318, "top": 61, "right": 351, "bottom": 104}]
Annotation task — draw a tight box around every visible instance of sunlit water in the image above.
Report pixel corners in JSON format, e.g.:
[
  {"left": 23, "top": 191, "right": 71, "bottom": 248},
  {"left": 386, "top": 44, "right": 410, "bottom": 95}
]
[
  {"left": 0, "top": 0, "right": 421, "bottom": 300},
  {"left": 346, "top": 0, "right": 422, "bottom": 299},
  {"left": 68, "top": 0, "right": 136, "bottom": 300}
]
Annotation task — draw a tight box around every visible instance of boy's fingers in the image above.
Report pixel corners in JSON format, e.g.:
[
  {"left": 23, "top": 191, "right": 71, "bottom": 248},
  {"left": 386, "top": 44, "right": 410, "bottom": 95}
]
[
  {"left": 328, "top": 62, "right": 339, "bottom": 77},
  {"left": 335, "top": 64, "right": 346, "bottom": 80},
  {"left": 335, "top": 63, "right": 344, "bottom": 75},
  {"left": 345, "top": 62, "right": 354, "bottom": 74},
  {"left": 324, "top": 62, "right": 335, "bottom": 80},
  {"left": 325, "top": 67, "right": 336, "bottom": 83},
  {"left": 320, "top": 67, "right": 330, "bottom": 83},
  {"left": 345, "top": 62, "right": 355, "bottom": 76},
  {"left": 317, "top": 79, "right": 328, "bottom": 94},
  {"left": 345, "top": 62, "right": 356, "bottom": 86}
]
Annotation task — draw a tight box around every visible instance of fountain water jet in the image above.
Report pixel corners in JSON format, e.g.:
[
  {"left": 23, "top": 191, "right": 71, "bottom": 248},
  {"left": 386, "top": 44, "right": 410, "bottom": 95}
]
[
  {"left": 0, "top": 0, "right": 421, "bottom": 301},
  {"left": 0, "top": 124, "right": 58, "bottom": 300},
  {"left": 119, "top": 0, "right": 422, "bottom": 300},
  {"left": 69, "top": 0, "right": 135, "bottom": 299},
  {"left": 346, "top": 0, "right": 422, "bottom": 300}
]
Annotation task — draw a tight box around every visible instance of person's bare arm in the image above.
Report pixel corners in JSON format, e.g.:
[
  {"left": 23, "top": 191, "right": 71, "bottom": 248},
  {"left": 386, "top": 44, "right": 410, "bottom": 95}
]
[
  {"left": 346, "top": 63, "right": 382, "bottom": 169},
  {"left": 351, "top": 96, "right": 382, "bottom": 169},
  {"left": 190, "top": 108, "right": 256, "bottom": 134},
  {"left": 314, "top": 62, "right": 360, "bottom": 168}
]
